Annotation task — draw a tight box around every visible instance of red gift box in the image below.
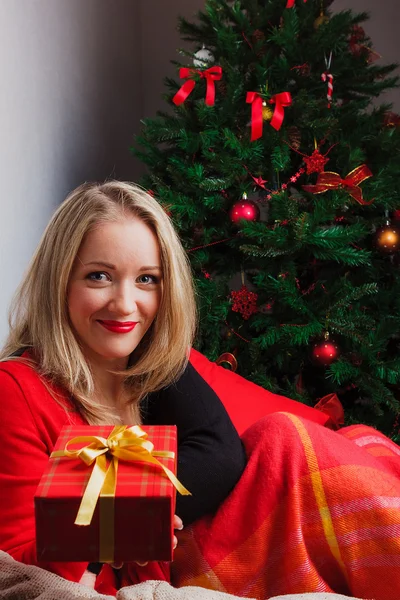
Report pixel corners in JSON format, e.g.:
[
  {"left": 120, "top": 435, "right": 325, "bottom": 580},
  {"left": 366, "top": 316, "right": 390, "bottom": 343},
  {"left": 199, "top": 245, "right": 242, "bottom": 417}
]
[{"left": 35, "top": 424, "right": 185, "bottom": 563}]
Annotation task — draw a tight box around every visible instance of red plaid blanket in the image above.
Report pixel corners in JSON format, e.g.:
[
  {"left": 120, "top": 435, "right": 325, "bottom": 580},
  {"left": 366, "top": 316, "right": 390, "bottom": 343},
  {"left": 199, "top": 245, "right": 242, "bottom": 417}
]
[{"left": 172, "top": 413, "right": 400, "bottom": 599}]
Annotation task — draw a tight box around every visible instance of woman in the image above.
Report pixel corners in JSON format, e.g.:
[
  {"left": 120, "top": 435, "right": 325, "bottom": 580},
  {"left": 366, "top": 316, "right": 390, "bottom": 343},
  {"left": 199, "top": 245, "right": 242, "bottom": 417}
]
[
  {"left": 2, "top": 181, "right": 400, "bottom": 600},
  {"left": 0, "top": 181, "right": 247, "bottom": 595}
]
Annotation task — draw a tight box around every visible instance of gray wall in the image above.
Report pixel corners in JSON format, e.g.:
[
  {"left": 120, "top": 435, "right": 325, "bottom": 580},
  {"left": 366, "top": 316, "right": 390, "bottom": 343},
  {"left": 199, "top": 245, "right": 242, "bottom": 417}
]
[
  {"left": 0, "top": 0, "right": 399, "bottom": 343},
  {"left": 334, "top": 0, "right": 400, "bottom": 108},
  {"left": 0, "top": 0, "right": 142, "bottom": 343}
]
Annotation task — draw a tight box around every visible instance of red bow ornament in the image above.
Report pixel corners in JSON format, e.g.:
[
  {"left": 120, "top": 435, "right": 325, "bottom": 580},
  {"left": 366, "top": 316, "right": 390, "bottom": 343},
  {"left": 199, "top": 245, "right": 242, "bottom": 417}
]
[
  {"left": 314, "top": 393, "right": 344, "bottom": 430},
  {"left": 246, "top": 92, "right": 263, "bottom": 141},
  {"left": 172, "top": 66, "right": 222, "bottom": 107},
  {"left": 286, "top": 0, "right": 307, "bottom": 7},
  {"left": 302, "top": 165, "right": 373, "bottom": 205},
  {"left": 246, "top": 91, "right": 292, "bottom": 141},
  {"left": 269, "top": 92, "right": 292, "bottom": 131}
]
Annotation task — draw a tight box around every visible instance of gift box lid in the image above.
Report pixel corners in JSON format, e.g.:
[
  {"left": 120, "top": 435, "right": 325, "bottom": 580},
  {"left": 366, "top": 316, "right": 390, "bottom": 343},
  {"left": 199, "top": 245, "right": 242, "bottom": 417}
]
[{"left": 35, "top": 424, "right": 178, "bottom": 500}]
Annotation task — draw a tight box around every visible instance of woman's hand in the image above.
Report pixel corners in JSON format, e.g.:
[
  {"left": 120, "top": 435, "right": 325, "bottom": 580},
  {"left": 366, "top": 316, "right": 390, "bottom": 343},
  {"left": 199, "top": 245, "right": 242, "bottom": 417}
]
[
  {"left": 173, "top": 513, "right": 184, "bottom": 548},
  {"left": 113, "top": 514, "right": 184, "bottom": 569}
]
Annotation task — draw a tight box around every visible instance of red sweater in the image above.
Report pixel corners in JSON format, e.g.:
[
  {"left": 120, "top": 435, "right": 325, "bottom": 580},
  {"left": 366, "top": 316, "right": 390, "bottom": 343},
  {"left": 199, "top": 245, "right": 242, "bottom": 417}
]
[{"left": 0, "top": 357, "right": 169, "bottom": 593}]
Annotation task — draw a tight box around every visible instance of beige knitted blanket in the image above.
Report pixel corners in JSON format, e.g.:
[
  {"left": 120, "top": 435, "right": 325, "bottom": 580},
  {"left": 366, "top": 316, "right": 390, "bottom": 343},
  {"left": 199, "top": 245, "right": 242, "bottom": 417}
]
[{"left": 0, "top": 551, "right": 365, "bottom": 600}]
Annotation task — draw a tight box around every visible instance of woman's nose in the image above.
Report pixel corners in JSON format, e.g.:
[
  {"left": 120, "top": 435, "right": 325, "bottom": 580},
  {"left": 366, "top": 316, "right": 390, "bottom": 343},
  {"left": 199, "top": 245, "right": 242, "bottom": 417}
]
[{"left": 109, "top": 282, "right": 138, "bottom": 315}]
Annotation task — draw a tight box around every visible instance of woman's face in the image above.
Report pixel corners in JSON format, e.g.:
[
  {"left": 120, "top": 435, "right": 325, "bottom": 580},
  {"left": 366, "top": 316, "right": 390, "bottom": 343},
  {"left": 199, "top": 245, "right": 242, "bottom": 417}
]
[{"left": 67, "top": 217, "right": 162, "bottom": 369}]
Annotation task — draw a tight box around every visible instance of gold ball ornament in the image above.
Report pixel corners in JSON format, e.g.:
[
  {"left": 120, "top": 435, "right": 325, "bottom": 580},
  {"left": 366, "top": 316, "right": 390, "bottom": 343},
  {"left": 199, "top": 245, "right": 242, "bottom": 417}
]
[
  {"left": 314, "top": 12, "right": 330, "bottom": 29},
  {"left": 375, "top": 221, "right": 400, "bottom": 253},
  {"left": 262, "top": 101, "right": 273, "bottom": 121}
]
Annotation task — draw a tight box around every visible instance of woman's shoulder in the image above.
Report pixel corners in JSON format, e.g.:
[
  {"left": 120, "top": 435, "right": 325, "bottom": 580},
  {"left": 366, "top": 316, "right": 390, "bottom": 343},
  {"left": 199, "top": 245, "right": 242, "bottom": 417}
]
[
  {"left": 0, "top": 351, "right": 80, "bottom": 427},
  {"left": 0, "top": 350, "right": 49, "bottom": 392},
  {"left": 0, "top": 351, "right": 37, "bottom": 375}
]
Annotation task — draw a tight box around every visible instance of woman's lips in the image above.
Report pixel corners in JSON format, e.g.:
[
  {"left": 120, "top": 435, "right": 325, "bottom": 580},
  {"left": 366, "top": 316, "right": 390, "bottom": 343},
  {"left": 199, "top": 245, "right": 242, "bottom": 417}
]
[{"left": 97, "top": 320, "right": 138, "bottom": 333}]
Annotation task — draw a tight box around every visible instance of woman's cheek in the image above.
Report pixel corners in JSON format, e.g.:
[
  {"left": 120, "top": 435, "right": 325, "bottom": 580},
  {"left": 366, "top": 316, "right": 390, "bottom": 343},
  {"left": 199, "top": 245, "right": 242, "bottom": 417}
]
[{"left": 83, "top": 287, "right": 109, "bottom": 314}]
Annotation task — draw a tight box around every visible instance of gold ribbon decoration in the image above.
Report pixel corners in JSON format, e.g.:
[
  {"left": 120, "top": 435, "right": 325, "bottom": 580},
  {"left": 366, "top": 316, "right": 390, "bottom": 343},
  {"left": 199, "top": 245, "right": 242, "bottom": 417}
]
[
  {"left": 51, "top": 425, "right": 191, "bottom": 561},
  {"left": 216, "top": 352, "right": 238, "bottom": 372},
  {"left": 302, "top": 164, "right": 373, "bottom": 205}
]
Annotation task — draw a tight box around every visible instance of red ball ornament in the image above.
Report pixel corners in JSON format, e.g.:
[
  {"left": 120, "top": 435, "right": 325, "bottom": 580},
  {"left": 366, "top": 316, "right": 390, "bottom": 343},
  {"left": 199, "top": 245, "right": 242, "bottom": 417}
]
[
  {"left": 375, "top": 221, "right": 400, "bottom": 253},
  {"left": 312, "top": 333, "right": 340, "bottom": 366},
  {"left": 229, "top": 193, "right": 260, "bottom": 223}
]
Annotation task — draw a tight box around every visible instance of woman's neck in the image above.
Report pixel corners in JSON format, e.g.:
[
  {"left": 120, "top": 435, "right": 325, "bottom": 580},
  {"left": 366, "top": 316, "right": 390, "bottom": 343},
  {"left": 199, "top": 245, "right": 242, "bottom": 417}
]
[
  {"left": 92, "top": 371, "right": 139, "bottom": 424},
  {"left": 81, "top": 352, "right": 141, "bottom": 424},
  {"left": 89, "top": 360, "right": 127, "bottom": 410}
]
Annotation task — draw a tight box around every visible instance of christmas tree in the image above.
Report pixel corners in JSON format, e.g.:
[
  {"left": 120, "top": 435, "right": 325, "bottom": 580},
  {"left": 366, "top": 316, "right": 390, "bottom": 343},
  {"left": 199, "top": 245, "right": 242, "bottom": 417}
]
[{"left": 132, "top": 0, "right": 400, "bottom": 440}]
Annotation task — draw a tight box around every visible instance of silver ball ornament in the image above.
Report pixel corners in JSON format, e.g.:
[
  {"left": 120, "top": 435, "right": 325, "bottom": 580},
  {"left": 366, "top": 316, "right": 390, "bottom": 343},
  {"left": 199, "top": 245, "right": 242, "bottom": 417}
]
[{"left": 193, "top": 46, "right": 214, "bottom": 68}]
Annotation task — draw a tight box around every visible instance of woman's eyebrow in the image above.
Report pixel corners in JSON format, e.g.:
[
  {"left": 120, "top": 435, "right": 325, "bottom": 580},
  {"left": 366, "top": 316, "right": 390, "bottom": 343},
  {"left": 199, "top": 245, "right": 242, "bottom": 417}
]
[
  {"left": 83, "top": 261, "right": 116, "bottom": 269},
  {"left": 138, "top": 265, "right": 162, "bottom": 271},
  {"left": 82, "top": 261, "right": 162, "bottom": 272}
]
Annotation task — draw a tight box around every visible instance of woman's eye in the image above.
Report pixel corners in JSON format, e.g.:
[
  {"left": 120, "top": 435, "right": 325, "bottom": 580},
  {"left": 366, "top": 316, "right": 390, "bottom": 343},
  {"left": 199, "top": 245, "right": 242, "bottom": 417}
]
[
  {"left": 137, "top": 274, "right": 159, "bottom": 285},
  {"left": 86, "top": 271, "right": 110, "bottom": 282}
]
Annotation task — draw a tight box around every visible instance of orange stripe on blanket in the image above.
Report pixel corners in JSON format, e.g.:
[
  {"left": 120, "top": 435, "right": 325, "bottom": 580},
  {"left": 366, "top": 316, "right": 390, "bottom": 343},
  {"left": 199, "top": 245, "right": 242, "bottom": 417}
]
[
  {"left": 285, "top": 414, "right": 349, "bottom": 585},
  {"left": 341, "top": 426, "right": 371, "bottom": 438},
  {"left": 367, "top": 447, "right": 398, "bottom": 457}
]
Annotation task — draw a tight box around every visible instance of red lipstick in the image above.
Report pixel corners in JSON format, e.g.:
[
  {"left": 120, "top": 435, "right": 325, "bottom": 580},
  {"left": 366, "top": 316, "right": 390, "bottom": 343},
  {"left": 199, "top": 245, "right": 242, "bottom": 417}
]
[{"left": 97, "top": 320, "right": 138, "bottom": 333}]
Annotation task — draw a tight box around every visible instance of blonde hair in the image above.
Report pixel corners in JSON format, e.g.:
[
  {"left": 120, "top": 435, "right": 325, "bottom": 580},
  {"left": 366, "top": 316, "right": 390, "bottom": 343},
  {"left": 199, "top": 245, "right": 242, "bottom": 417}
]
[{"left": 1, "top": 181, "right": 197, "bottom": 424}]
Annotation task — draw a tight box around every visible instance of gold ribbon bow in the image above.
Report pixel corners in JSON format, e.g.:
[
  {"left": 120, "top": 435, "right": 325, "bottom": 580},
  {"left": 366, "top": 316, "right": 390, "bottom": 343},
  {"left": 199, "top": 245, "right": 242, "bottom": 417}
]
[
  {"left": 302, "top": 164, "right": 373, "bottom": 205},
  {"left": 51, "top": 425, "right": 190, "bottom": 527}
]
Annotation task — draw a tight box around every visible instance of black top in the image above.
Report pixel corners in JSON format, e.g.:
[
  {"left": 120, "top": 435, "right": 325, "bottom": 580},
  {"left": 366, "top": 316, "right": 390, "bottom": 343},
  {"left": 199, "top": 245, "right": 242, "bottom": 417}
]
[{"left": 142, "top": 362, "right": 247, "bottom": 525}]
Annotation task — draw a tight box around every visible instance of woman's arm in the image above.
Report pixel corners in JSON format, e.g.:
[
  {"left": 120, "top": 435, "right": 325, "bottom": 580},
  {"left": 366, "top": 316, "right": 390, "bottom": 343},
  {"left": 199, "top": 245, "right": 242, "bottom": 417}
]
[
  {"left": 142, "top": 362, "right": 247, "bottom": 525},
  {"left": 0, "top": 368, "right": 87, "bottom": 582}
]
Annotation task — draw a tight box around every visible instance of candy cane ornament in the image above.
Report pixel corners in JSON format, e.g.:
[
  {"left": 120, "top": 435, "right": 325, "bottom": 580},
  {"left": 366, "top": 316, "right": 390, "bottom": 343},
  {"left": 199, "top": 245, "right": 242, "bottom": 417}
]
[
  {"left": 321, "top": 72, "right": 333, "bottom": 108},
  {"left": 321, "top": 52, "right": 333, "bottom": 108}
]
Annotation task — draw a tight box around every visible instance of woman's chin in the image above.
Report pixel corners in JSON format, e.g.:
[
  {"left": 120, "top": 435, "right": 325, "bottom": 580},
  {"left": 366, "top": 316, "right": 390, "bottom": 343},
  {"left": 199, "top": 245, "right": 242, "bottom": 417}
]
[{"left": 83, "top": 344, "right": 136, "bottom": 366}]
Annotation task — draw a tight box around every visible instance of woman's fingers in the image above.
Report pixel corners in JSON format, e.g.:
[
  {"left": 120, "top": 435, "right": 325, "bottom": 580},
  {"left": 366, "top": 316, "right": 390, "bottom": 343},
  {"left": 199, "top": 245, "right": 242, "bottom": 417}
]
[
  {"left": 173, "top": 514, "right": 183, "bottom": 552},
  {"left": 173, "top": 514, "right": 183, "bottom": 530}
]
